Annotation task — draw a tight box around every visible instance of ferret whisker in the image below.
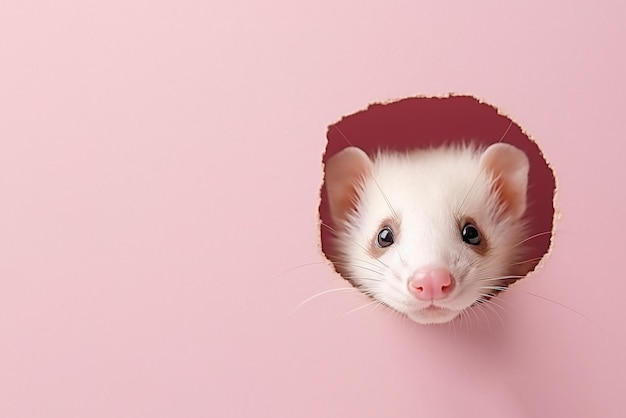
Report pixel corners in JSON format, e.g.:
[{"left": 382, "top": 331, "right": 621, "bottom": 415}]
[
  {"left": 510, "top": 256, "right": 544, "bottom": 266},
  {"left": 332, "top": 262, "right": 383, "bottom": 274},
  {"left": 333, "top": 263, "right": 384, "bottom": 279},
  {"left": 347, "top": 257, "right": 389, "bottom": 271},
  {"left": 289, "top": 287, "right": 359, "bottom": 315},
  {"left": 349, "top": 277, "right": 384, "bottom": 284},
  {"left": 273, "top": 254, "right": 390, "bottom": 283},
  {"left": 457, "top": 120, "right": 513, "bottom": 215},
  {"left": 332, "top": 125, "right": 401, "bottom": 224},
  {"left": 477, "top": 292, "right": 509, "bottom": 312},
  {"left": 481, "top": 285, "right": 510, "bottom": 292},
  {"left": 392, "top": 303, "right": 405, "bottom": 321},
  {"left": 342, "top": 275, "right": 383, "bottom": 284},
  {"left": 457, "top": 170, "right": 482, "bottom": 216},
  {"left": 467, "top": 305, "right": 482, "bottom": 327},
  {"left": 479, "top": 299, "right": 506, "bottom": 329},
  {"left": 345, "top": 268, "right": 384, "bottom": 280},
  {"left": 451, "top": 313, "right": 457, "bottom": 339},
  {"left": 496, "top": 119, "right": 514, "bottom": 144},
  {"left": 458, "top": 309, "right": 472, "bottom": 335},
  {"left": 373, "top": 301, "right": 388, "bottom": 319},
  {"left": 477, "top": 275, "right": 526, "bottom": 282},
  {"left": 480, "top": 290, "right": 514, "bottom": 307},
  {"left": 516, "top": 290, "right": 599, "bottom": 328},
  {"left": 511, "top": 231, "right": 553, "bottom": 248},
  {"left": 270, "top": 261, "right": 333, "bottom": 281},
  {"left": 372, "top": 175, "right": 401, "bottom": 223},
  {"left": 460, "top": 309, "right": 472, "bottom": 334},
  {"left": 473, "top": 302, "right": 492, "bottom": 334},
  {"left": 321, "top": 221, "right": 390, "bottom": 269},
  {"left": 472, "top": 257, "right": 542, "bottom": 274},
  {"left": 342, "top": 300, "right": 382, "bottom": 316}
]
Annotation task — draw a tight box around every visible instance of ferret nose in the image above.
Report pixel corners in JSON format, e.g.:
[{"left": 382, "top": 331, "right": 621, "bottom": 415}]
[{"left": 408, "top": 268, "right": 454, "bottom": 300}]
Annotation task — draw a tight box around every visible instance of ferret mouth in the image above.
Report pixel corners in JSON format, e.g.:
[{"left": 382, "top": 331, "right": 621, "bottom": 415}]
[
  {"left": 421, "top": 304, "right": 448, "bottom": 311},
  {"left": 406, "top": 304, "right": 459, "bottom": 324},
  {"left": 420, "top": 304, "right": 452, "bottom": 315}
]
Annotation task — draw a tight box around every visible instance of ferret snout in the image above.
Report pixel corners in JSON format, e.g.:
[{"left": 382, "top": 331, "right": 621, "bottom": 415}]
[{"left": 408, "top": 268, "right": 455, "bottom": 300}]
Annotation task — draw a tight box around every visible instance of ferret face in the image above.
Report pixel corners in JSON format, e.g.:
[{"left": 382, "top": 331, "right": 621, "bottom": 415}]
[{"left": 324, "top": 144, "right": 530, "bottom": 325}]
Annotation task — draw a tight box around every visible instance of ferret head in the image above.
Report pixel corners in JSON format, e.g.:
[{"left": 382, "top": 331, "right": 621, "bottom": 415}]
[{"left": 324, "top": 143, "right": 530, "bottom": 324}]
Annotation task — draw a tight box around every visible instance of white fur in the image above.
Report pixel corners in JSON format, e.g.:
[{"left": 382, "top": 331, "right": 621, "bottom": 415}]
[{"left": 333, "top": 145, "right": 528, "bottom": 325}]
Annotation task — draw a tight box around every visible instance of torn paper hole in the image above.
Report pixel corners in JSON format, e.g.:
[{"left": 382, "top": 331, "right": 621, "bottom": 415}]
[{"left": 319, "top": 95, "right": 556, "bottom": 293}]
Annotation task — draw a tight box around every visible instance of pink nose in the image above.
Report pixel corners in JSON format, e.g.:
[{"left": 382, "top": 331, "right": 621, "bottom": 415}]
[{"left": 408, "top": 268, "right": 454, "bottom": 300}]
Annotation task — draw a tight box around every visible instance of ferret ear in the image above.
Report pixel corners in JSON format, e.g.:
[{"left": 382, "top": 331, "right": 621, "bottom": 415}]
[
  {"left": 480, "top": 143, "right": 530, "bottom": 219},
  {"left": 324, "top": 147, "right": 372, "bottom": 226}
]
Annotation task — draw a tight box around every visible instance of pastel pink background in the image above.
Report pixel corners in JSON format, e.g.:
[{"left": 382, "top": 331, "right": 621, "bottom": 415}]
[{"left": 1, "top": 1, "right": 624, "bottom": 417}]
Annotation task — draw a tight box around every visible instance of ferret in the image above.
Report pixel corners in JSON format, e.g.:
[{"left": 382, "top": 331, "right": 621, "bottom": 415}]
[{"left": 324, "top": 143, "right": 530, "bottom": 325}]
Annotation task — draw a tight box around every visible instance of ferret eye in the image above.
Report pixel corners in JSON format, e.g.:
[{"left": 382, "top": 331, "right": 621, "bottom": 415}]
[
  {"left": 376, "top": 227, "right": 395, "bottom": 248},
  {"left": 461, "top": 224, "right": 481, "bottom": 245}
]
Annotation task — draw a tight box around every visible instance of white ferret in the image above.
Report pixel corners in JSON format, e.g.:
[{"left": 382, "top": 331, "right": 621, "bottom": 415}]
[{"left": 324, "top": 143, "right": 530, "bottom": 325}]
